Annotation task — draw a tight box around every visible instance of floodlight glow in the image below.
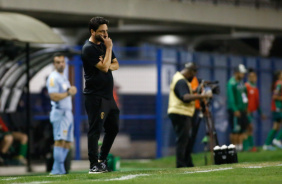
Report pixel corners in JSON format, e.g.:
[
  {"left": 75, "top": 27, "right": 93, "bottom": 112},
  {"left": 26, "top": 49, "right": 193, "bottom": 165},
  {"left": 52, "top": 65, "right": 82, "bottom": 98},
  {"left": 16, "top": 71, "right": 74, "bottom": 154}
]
[{"left": 158, "top": 35, "right": 181, "bottom": 45}]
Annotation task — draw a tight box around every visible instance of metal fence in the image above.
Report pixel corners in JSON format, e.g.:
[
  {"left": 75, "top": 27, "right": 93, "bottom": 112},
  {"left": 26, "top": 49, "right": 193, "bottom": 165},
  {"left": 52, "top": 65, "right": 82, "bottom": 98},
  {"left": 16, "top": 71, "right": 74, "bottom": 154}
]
[{"left": 160, "top": 0, "right": 282, "bottom": 9}]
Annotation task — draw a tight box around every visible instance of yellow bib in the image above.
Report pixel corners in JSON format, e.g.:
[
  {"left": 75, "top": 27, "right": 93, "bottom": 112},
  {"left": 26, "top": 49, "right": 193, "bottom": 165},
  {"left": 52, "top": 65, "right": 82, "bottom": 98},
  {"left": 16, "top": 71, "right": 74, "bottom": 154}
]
[{"left": 167, "top": 72, "right": 195, "bottom": 117}]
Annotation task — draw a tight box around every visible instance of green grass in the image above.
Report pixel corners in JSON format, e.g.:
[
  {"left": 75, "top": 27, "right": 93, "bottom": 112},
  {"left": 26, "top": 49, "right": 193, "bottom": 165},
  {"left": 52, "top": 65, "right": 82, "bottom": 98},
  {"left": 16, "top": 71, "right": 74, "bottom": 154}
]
[
  {"left": 121, "top": 148, "right": 282, "bottom": 169},
  {"left": 0, "top": 149, "right": 281, "bottom": 184}
]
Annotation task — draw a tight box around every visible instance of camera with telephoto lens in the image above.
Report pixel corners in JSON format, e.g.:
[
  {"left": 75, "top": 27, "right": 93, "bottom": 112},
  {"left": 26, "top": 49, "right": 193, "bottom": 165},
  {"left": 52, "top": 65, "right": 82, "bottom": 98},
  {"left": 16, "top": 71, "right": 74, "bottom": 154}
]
[
  {"left": 196, "top": 80, "right": 220, "bottom": 110},
  {"left": 198, "top": 80, "right": 220, "bottom": 96}
]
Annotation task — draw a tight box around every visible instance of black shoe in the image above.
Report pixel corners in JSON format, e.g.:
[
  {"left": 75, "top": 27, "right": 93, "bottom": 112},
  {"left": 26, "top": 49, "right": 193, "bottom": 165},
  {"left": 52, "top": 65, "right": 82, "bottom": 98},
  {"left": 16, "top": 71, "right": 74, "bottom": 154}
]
[
  {"left": 89, "top": 163, "right": 103, "bottom": 174},
  {"left": 99, "top": 160, "right": 110, "bottom": 172}
]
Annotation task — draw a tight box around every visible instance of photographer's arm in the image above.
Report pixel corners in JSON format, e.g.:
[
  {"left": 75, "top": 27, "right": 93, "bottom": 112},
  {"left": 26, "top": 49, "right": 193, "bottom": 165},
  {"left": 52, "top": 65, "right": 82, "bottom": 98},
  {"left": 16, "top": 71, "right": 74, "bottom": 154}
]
[
  {"left": 175, "top": 79, "right": 212, "bottom": 103},
  {"left": 182, "top": 93, "right": 211, "bottom": 103}
]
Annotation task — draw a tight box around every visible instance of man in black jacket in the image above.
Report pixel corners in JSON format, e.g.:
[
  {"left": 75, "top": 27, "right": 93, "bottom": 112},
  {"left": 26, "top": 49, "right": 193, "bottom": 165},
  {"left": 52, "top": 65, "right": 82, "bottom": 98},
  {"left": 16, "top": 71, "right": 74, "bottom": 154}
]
[{"left": 81, "top": 17, "right": 119, "bottom": 174}]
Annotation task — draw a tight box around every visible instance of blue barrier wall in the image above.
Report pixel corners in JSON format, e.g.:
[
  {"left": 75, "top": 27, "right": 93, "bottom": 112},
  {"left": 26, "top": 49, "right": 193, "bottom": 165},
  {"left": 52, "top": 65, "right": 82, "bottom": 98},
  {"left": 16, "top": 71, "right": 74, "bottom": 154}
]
[
  {"left": 160, "top": 50, "right": 282, "bottom": 157},
  {"left": 32, "top": 46, "right": 282, "bottom": 159}
]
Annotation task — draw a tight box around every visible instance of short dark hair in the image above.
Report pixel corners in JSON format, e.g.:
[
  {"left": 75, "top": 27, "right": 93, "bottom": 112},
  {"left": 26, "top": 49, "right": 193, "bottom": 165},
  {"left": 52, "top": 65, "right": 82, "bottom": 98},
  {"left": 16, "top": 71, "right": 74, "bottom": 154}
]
[
  {"left": 88, "top": 17, "right": 109, "bottom": 34},
  {"left": 53, "top": 52, "right": 64, "bottom": 62},
  {"left": 184, "top": 62, "right": 198, "bottom": 72},
  {"left": 248, "top": 68, "right": 255, "bottom": 74}
]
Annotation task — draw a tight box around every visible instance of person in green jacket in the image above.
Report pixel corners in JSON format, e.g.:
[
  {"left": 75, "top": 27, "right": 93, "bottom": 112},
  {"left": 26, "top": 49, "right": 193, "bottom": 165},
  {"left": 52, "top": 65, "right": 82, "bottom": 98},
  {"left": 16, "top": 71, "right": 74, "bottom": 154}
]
[
  {"left": 227, "top": 64, "right": 248, "bottom": 151},
  {"left": 263, "top": 70, "right": 282, "bottom": 150}
]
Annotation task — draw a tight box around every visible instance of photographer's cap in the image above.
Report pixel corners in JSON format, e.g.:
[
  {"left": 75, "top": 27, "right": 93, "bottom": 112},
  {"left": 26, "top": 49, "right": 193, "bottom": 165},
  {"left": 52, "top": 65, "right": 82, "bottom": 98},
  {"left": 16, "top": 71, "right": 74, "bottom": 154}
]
[
  {"left": 235, "top": 64, "right": 247, "bottom": 74},
  {"left": 185, "top": 62, "right": 198, "bottom": 71}
]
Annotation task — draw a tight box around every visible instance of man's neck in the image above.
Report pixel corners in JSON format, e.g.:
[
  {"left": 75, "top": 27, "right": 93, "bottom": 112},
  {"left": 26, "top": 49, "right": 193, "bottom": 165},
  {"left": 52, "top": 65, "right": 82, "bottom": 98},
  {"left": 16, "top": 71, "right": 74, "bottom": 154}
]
[
  {"left": 89, "top": 36, "right": 101, "bottom": 45},
  {"left": 56, "top": 70, "right": 64, "bottom": 75}
]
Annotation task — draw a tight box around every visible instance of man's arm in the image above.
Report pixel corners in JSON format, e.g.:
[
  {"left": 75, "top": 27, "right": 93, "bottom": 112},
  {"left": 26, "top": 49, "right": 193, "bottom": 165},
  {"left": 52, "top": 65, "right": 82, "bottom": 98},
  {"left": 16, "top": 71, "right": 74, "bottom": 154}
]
[
  {"left": 273, "top": 95, "right": 282, "bottom": 101},
  {"left": 174, "top": 79, "right": 211, "bottom": 103},
  {"left": 97, "top": 57, "right": 119, "bottom": 72},
  {"left": 273, "top": 84, "right": 282, "bottom": 101},
  {"left": 49, "top": 86, "right": 77, "bottom": 102},
  {"left": 49, "top": 92, "right": 69, "bottom": 102},
  {"left": 95, "top": 36, "right": 113, "bottom": 73},
  {"left": 227, "top": 82, "right": 238, "bottom": 112},
  {"left": 182, "top": 93, "right": 212, "bottom": 102},
  {"left": 109, "top": 58, "right": 119, "bottom": 71},
  {"left": 227, "top": 82, "right": 242, "bottom": 117}
]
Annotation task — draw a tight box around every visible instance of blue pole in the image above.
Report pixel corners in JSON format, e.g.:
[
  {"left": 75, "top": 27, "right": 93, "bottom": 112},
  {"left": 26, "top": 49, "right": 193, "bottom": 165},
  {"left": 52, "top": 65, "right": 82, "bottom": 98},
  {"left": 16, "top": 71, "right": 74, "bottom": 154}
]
[
  {"left": 243, "top": 57, "right": 247, "bottom": 82},
  {"left": 256, "top": 57, "right": 262, "bottom": 146},
  {"left": 176, "top": 50, "right": 181, "bottom": 71},
  {"left": 226, "top": 56, "right": 231, "bottom": 142},
  {"left": 242, "top": 57, "right": 247, "bottom": 68},
  {"left": 156, "top": 49, "right": 163, "bottom": 158},
  {"left": 192, "top": 52, "right": 197, "bottom": 66},
  {"left": 227, "top": 56, "right": 231, "bottom": 80},
  {"left": 210, "top": 55, "right": 215, "bottom": 81},
  {"left": 73, "top": 54, "right": 82, "bottom": 160}
]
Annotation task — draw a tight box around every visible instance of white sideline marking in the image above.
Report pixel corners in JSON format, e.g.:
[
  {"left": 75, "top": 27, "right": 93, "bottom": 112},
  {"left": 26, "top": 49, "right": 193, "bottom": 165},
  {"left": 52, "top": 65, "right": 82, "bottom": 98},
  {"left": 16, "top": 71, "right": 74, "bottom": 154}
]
[
  {"left": 138, "top": 159, "right": 151, "bottom": 163},
  {"left": 103, "top": 174, "right": 150, "bottom": 181},
  {"left": 12, "top": 182, "right": 50, "bottom": 184},
  {"left": 1, "top": 177, "right": 21, "bottom": 180},
  {"left": 185, "top": 167, "right": 233, "bottom": 174},
  {"left": 46, "top": 175, "right": 64, "bottom": 177},
  {"left": 184, "top": 164, "right": 282, "bottom": 174},
  {"left": 244, "top": 166, "right": 263, "bottom": 168},
  {"left": 244, "top": 164, "right": 282, "bottom": 169}
]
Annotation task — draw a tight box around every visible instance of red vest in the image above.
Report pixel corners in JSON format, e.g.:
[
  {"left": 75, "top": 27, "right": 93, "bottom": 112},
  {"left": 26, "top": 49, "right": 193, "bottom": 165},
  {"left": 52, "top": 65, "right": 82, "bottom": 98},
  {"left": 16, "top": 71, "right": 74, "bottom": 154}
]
[{"left": 245, "top": 82, "right": 260, "bottom": 112}]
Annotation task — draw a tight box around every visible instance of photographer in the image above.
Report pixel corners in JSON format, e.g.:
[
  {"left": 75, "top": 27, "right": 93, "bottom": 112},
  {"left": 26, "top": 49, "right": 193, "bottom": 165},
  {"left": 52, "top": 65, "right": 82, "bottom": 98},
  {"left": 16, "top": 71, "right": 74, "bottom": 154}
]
[
  {"left": 168, "top": 62, "right": 212, "bottom": 168},
  {"left": 185, "top": 76, "right": 202, "bottom": 166}
]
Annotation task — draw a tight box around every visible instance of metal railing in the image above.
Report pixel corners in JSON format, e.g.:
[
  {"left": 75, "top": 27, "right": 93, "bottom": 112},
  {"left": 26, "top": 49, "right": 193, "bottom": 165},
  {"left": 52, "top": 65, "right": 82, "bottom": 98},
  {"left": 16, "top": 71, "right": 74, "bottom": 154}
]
[{"left": 163, "top": 0, "right": 282, "bottom": 10}]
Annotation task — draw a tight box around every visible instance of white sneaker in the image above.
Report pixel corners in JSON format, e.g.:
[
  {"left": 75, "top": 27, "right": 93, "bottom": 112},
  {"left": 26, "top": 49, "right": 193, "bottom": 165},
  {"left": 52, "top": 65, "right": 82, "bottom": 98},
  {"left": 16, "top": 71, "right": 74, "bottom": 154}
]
[
  {"left": 235, "top": 144, "right": 243, "bottom": 152},
  {"left": 272, "top": 139, "right": 282, "bottom": 149},
  {"left": 263, "top": 145, "right": 277, "bottom": 151},
  {"left": 238, "top": 144, "right": 243, "bottom": 151}
]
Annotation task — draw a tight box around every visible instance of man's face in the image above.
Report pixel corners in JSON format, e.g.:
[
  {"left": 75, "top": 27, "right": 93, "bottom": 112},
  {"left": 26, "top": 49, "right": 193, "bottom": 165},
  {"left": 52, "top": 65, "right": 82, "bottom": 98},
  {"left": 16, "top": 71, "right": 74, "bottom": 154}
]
[
  {"left": 248, "top": 72, "right": 257, "bottom": 83},
  {"left": 93, "top": 24, "right": 108, "bottom": 42},
  {"left": 236, "top": 72, "right": 245, "bottom": 80},
  {"left": 53, "top": 56, "right": 65, "bottom": 73},
  {"left": 187, "top": 69, "right": 197, "bottom": 82}
]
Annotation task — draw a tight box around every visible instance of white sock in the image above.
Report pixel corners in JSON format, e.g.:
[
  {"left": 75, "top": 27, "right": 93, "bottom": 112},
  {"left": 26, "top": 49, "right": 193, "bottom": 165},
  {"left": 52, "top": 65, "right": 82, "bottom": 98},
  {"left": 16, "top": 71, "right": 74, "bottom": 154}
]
[{"left": 238, "top": 144, "right": 243, "bottom": 151}]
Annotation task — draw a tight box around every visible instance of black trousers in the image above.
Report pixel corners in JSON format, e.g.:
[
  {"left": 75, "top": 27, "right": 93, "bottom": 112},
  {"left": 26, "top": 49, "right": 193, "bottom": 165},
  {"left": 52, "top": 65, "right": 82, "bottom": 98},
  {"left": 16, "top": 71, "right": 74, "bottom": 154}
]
[
  {"left": 187, "top": 109, "right": 201, "bottom": 158},
  {"left": 84, "top": 94, "right": 119, "bottom": 169},
  {"left": 169, "top": 113, "right": 193, "bottom": 168}
]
